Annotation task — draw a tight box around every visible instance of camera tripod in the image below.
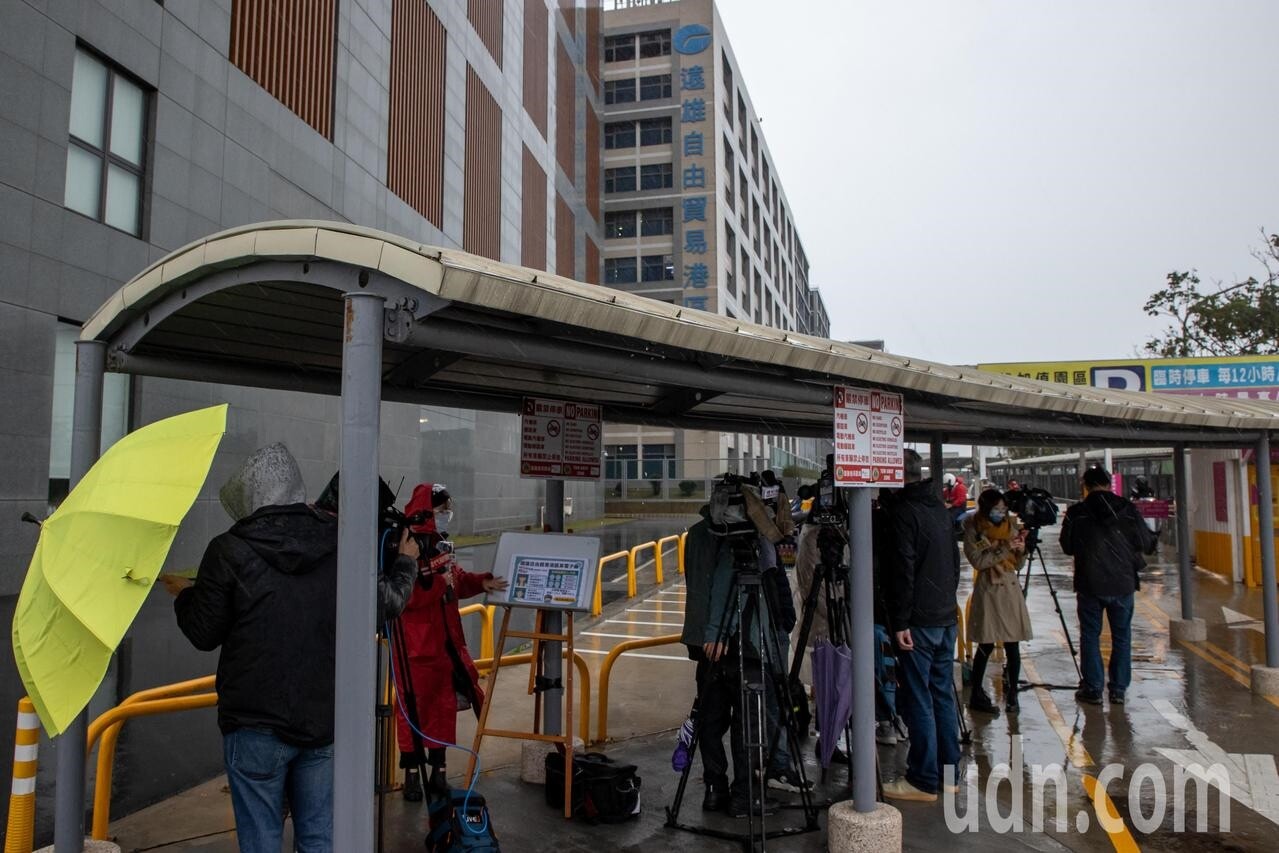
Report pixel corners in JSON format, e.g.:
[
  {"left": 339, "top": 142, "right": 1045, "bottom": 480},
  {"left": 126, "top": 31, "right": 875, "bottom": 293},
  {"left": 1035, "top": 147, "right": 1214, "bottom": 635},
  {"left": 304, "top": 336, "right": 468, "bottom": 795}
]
[
  {"left": 1017, "top": 527, "right": 1082, "bottom": 686},
  {"left": 666, "top": 536, "right": 820, "bottom": 853}
]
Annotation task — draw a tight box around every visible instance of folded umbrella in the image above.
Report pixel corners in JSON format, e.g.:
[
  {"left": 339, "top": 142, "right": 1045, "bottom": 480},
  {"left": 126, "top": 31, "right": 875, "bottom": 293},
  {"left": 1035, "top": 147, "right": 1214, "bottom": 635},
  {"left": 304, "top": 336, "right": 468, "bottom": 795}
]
[
  {"left": 12, "top": 404, "right": 227, "bottom": 735},
  {"left": 813, "top": 639, "right": 853, "bottom": 768}
]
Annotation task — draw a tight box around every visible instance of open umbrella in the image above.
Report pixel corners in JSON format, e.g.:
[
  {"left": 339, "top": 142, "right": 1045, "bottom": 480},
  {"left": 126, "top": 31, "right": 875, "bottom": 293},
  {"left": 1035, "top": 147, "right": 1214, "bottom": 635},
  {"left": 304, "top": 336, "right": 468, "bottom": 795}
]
[
  {"left": 12, "top": 404, "right": 227, "bottom": 735},
  {"left": 813, "top": 639, "right": 853, "bottom": 768}
]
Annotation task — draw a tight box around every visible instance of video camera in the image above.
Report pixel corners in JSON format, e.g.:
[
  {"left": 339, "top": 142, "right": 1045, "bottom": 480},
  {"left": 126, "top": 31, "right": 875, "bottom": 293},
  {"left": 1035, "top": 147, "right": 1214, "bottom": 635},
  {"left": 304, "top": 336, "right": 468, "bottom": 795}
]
[
  {"left": 1004, "top": 486, "right": 1058, "bottom": 529},
  {"left": 315, "top": 473, "right": 424, "bottom": 566},
  {"left": 806, "top": 459, "right": 846, "bottom": 528}
]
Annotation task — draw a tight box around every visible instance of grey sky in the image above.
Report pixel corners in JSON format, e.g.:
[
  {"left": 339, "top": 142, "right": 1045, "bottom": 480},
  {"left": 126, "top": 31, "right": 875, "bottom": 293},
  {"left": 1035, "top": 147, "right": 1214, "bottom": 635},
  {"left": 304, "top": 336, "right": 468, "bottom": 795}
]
[{"left": 715, "top": 0, "right": 1279, "bottom": 365}]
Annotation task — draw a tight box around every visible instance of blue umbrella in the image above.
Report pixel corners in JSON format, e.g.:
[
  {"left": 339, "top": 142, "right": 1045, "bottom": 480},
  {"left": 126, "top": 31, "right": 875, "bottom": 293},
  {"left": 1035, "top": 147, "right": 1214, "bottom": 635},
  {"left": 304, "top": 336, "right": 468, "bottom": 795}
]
[{"left": 813, "top": 639, "right": 853, "bottom": 768}]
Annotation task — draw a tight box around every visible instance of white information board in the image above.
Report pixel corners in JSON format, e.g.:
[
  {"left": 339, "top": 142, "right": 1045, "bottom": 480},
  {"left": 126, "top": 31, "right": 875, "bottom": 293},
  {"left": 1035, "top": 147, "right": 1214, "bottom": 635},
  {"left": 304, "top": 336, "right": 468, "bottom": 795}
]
[
  {"left": 485, "top": 532, "right": 601, "bottom": 612},
  {"left": 520, "top": 397, "right": 602, "bottom": 480},
  {"left": 833, "top": 386, "right": 905, "bottom": 487}
]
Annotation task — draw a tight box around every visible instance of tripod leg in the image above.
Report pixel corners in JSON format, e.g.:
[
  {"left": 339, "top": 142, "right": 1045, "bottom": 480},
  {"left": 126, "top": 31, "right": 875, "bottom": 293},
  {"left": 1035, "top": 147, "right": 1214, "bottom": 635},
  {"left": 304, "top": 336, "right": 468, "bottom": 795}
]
[{"left": 1034, "top": 546, "right": 1083, "bottom": 682}]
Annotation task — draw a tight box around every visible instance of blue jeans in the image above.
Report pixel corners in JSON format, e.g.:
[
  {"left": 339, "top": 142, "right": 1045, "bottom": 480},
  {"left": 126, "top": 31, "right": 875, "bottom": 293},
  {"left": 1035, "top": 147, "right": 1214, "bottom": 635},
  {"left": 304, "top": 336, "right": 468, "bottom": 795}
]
[
  {"left": 874, "top": 624, "right": 897, "bottom": 721},
  {"left": 224, "top": 728, "right": 333, "bottom": 853},
  {"left": 1077, "top": 592, "right": 1134, "bottom": 697},
  {"left": 896, "top": 624, "right": 961, "bottom": 794}
]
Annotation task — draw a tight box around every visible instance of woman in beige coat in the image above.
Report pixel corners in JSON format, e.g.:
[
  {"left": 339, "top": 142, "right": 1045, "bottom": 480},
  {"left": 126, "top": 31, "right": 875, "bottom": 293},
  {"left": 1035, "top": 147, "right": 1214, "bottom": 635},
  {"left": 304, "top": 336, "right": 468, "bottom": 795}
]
[{"left": 963, "top": 488, "right": 1033, "bottom": 714}]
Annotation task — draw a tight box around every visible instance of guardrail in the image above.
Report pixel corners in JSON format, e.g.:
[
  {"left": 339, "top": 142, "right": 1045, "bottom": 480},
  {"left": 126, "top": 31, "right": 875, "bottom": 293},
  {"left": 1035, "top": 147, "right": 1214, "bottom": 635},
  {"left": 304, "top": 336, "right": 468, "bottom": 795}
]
[
  {"left": 459, "top": 603, "right": 496, "bottom": 660},
  {"left": 592, "top": 550, "right": 630, "bottom": 616},
  {"left": 473, "top": 651, "right": 591, "bottom": 745},
  {"left": 628, "top": 541, "right": 658, "bottom": 596},
  {"left": 595, "top": 634, "right": 682, "bottom": 743}
]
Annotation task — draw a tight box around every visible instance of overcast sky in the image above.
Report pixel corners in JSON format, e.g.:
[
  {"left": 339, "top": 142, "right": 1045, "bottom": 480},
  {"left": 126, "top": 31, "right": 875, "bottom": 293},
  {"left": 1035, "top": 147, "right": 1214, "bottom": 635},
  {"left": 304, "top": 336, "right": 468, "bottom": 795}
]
[{"left": 714, "top": 0, "right": 1279, "bottom": 365}]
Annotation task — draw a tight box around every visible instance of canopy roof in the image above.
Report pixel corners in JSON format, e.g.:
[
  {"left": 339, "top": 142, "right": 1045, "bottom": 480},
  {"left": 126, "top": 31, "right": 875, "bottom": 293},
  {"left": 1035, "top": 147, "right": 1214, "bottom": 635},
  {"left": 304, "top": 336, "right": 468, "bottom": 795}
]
[{"left": 84, "top": 221, "right": 1279, "bottom": 448}]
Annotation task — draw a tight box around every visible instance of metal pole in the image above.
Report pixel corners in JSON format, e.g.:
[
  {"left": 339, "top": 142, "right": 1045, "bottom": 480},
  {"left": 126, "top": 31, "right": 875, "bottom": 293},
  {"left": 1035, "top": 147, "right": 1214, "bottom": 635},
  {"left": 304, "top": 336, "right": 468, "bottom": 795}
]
[
  {"left": 334, "top": 292, "right": 384, "bottom": 851},
  {"left": 929, "top": 435, "right": 944, "bottom": 502},
  {"left": 1256, "top": 433, "right": 1279, "bottom": 667},
  {"left": 1174, "top": 445, "right": 1196, "bottom": 621},
  {"left": 543, "top": 479, "right": 566, "bottom": 736},
  {"left": 847, "top": 487, "right": 876, "bottom": 811},
  {"left": 55, "top": 341, "right": 105, "bottom": 853}
]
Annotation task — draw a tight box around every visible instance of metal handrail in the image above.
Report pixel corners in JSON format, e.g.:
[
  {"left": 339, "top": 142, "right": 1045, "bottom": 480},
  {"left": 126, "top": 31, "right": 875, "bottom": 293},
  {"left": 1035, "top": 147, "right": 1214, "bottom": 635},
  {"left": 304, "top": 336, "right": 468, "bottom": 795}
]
[
  {"left": 472, "top": 651, "right": 592, "bottom": 745},
  {"left": 595, "top": 633, "right": 682, "bottom": 743},
  {"left": 458, "top": 603, "right": 496, "bottom": 660},
  {"left": 654, "top": 535, "right": 682, "bottom": 584},
  {"left": 678, "top": 531, "right": 688, "bottom": 574},
  {"left": 627, "top": 541, "right": 657, "bottom": 596},
  {"left": 593, "top": 550, "right": 629, "bottom": 616}
]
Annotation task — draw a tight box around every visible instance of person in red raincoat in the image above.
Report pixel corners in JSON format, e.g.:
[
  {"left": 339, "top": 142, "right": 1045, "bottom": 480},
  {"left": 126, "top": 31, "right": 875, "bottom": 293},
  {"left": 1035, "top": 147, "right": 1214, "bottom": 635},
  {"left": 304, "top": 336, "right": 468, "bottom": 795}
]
[{"left": 393, "top": 483, "right": 508, "bottom": 801}]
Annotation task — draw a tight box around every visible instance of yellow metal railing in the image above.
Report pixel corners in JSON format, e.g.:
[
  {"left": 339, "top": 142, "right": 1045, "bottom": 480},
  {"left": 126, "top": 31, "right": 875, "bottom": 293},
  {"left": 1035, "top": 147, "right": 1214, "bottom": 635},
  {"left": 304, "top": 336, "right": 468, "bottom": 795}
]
[
  {"left": 627, "top": 541, "right": 657, "bottom": 596},
  {"left": 473, "top": 651, "right": 592, "bottom": 745},
  {"left": 459, "top": 603, "right": 497, "bottom": 660},
  {"left": 595, "top": 634, "right": 682, "bottom": 743},
  {"left": 593, "top": 550, "right": 630, "bottom": 616},
  {"left": 655, "top": 534, "right": 681, "bottom": 580}
]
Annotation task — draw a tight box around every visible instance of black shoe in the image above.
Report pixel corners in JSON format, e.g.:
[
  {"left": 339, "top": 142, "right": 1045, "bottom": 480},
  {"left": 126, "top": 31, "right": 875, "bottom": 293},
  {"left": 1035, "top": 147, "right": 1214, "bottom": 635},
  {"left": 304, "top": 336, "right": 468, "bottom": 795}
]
[
  {"left": 702, "top": 785, "right": 729, "bottom": 812},
  {"left": 402, "top": 768, "right": 423, "bottom": 802},
  {"left": 968, "top": 687, "right": 999, "bottom": 715},
  {"left": 1005, "top": 693, "right": 1020, "bottom": 714},
  {"left": 1109, "top": 692, "right": 1125, "bottom": 705},
  {"left": 727, "top": 793, "right": 779, "bottom": 818},
  {"left": 1075, "top": 688, "right": 1103, "bottom": 705},
  {"left": 427, "top": 767, "right": 449, "bottom": 799}
]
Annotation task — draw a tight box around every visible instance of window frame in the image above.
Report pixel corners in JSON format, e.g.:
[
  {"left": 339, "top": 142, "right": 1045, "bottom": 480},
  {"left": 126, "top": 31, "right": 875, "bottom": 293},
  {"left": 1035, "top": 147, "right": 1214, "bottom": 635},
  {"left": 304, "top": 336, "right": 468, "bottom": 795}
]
[
  {"left": 640, "top": 206, "right": 674, "bottom": 237},
  {"left": 604, "top": 120, "right": 637, "bottom": 150},
  {"left": 638, "top": 73, "right": 672, "bottom": 101},
  {"left": 637, "top": 30, "right": 671, "bottom": 58},
  {"left": 640, "top": 253, "right": 675, "bottom": 282},
  {"left": 604, "top": 34, "right": 636, "bottom": 62},
  {"left": 605, "top": 166, "right": 638, "bottom": 193},
  {"left": 65, "top": 46, "right": 150, "bottom": 238},
  {"left": 604, "top": 77, "right": 636, "bottom": 105},
  {"left": 639, "top": 162, "right": 673, "bottom": 191},
  {"left": 638, "top": 116, "right": 672, "bottom": 146},
  {"left": 605, "top": 209, "right": 638, "bottom": 239},
  {"left": 604, "top": 255, "right": 638, "bottom": 284}
]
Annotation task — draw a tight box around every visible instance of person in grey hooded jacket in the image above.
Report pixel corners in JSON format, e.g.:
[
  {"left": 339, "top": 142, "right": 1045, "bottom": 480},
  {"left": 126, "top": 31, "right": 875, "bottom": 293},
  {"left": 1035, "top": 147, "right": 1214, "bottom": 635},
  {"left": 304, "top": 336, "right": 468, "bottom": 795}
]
[{"left": 163, "top": 443, "right": 414, "bottom": 853}]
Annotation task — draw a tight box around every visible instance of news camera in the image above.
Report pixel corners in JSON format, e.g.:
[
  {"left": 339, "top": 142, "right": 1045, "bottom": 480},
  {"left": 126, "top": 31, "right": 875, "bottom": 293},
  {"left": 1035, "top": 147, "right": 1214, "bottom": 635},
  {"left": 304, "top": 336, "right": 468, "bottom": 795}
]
[{"left": 1004, "top": 486, "right": 1058, "bottom": 529}]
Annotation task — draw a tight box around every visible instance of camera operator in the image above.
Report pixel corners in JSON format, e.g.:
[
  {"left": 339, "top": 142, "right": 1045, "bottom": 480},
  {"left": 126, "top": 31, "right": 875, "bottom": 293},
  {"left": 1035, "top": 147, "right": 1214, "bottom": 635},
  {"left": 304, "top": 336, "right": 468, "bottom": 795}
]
[
  {"left": 680, "top": 475, "right": 794, "bottom": 817},
  {"left": 1060, "top": 467, "right": 1157, "bottom": 706},
  {"left": 392, "top": 483, "right": 508, "bottom": 802},
  {"left": 163, "top": 445, "right": 418, "bottom": 853}
]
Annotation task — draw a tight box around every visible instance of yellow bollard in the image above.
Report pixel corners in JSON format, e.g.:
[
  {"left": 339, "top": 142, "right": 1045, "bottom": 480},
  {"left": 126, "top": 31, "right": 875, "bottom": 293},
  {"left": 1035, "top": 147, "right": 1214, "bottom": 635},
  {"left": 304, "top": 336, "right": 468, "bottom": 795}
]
[{"left": 5, "top": 697, "right": 39, "bottom": 853}]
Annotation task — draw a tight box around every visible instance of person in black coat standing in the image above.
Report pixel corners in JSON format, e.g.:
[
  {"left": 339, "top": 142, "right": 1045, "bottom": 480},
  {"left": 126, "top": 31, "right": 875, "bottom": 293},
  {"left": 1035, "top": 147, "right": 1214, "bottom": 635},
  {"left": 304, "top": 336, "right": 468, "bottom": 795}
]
[{"left": 1060, "top": 466, "right": 1158, "bottom": 706}]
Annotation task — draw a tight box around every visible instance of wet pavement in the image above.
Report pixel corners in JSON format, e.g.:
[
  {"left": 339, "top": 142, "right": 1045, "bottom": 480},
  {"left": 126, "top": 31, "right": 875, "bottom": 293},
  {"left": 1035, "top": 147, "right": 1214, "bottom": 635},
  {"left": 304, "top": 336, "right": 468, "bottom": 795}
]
[{"left": 99, "top": 520, "right": 1279, "bottom": 850}]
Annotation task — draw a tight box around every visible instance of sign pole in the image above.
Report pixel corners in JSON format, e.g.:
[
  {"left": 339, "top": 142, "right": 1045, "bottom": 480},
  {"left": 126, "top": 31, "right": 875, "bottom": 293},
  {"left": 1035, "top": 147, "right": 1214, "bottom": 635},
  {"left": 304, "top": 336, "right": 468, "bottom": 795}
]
[{"left": 543, "top": 480, "right": 566, "bottom": 737}]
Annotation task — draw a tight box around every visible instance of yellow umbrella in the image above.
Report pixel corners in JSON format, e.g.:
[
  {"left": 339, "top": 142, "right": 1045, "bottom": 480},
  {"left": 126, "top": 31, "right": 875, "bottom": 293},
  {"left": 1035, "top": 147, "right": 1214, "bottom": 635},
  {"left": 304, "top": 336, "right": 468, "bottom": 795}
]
[{"left": 12, "top": 404, "right": 228, "bottom": 735}]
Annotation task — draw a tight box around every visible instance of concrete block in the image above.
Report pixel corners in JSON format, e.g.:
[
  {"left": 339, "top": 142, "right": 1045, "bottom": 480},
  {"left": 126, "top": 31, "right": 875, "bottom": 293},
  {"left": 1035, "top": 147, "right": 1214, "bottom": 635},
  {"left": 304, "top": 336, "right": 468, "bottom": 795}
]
[
  {"left": 1252, "top": 665, "right": 1279, "bottom": 697},
  {"left": 35, "top": 840, "right": 120, "bottom": 853},
  {"left": 1170, "top": 617, "right": 1207, "bottom": 643},
  {"left": 828, "top": 801, "right": 902, "bottom": 853},
  {"left": 520, "top": 737, "right": 585, "bottom": 785}
]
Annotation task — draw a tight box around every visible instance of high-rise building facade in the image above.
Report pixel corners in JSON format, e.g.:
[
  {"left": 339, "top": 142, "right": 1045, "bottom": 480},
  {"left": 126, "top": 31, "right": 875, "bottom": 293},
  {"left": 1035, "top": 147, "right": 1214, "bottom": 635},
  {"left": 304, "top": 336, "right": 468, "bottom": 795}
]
[{"left": 599, "top": 0, "right": 829, "bottom": 479}]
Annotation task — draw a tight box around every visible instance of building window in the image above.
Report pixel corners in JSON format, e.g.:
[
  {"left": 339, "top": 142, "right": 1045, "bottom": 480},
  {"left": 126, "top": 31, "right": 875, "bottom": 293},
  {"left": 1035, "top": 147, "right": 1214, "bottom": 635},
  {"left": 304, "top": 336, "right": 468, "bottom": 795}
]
[
  {"left": 750, "top": 128, "right": 759, "bottom": 180},
  {"left": 65, "top": 48, "right": 148, "bottom": 236},
  {"left": 722, "top": 52, "right": 734, "bottom": 121},
  {"left": 638, "top": 116, "right": 672, "bottom": 146},
  {"left": 605, "top": 166, "right": 637, "bottom": 193},
  {"left": 640, "top": 207, "right": 673, "bottom": 236},
  {"left": 639, "top": 74, "right": 671, "bottom": 101},
  {"left": 605, "top": 210, "right": 637, "bottom": 239},
  {"left": 604, "top": 78, "right": 636, "bottom": 104},
  {"left": 605, "top": 256, "right": 638, "bottom": 284},
  {"left": 604, "top": 120, "right": 636, "bottom": 149},
  {"left": 604, "top": 34, "right": 635, "bottom": 62},
  {"left": 638, "top": 30, "right": 671, "bottom": 58},
  {"left": 643, "top": 443, "right": 677, "bottom": 479},
  {"left": 641, "top": 254, "right": 674, "bottom": 282},
  {"left": 738, "top": 171, "right": 748, "bottom": 226},
  {"left": 639, "top": 162, "right": 672, "bottom": 190},
  {"left": 737, "top": 93, "right": 747, "bottom": 146}
]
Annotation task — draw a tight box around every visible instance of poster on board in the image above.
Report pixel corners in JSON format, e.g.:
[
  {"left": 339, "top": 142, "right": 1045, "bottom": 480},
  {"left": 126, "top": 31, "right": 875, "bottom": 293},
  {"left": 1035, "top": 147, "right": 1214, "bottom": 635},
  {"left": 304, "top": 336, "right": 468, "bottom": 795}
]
[{"left": 485, "top": 532, "right": 601, "bottom": 612}]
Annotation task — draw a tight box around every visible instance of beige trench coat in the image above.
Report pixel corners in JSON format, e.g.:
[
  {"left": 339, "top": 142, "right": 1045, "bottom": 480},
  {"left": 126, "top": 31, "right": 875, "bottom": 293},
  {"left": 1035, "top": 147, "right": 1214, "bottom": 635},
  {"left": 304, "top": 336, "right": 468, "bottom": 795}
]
[{"left": 962, "top": 516, "right": 1033, "bottom": 644}]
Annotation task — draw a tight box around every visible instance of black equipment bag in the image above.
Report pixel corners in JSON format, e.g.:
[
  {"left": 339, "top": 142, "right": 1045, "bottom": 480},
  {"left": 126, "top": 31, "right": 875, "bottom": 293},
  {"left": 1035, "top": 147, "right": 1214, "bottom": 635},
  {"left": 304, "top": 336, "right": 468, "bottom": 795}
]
[
  {"left": 544, "top": 751, "right": 642, "bottom": 823},
  {"left": 426, "top": 788, "right": 500, "bottom": 852}
]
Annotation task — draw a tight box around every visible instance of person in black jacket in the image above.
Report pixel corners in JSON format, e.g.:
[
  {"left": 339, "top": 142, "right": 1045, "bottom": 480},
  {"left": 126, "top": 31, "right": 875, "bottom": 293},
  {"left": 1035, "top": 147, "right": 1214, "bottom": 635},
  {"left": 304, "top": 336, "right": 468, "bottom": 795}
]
[
  {"left": 882, "top": 449, "right": 962, "bottom": 803},
  {"left": 1060, "top": 466, "right": 1158, "bottom": 706},
  {"left": 162, "top": 444, "right": 415, "bottom": 853}
]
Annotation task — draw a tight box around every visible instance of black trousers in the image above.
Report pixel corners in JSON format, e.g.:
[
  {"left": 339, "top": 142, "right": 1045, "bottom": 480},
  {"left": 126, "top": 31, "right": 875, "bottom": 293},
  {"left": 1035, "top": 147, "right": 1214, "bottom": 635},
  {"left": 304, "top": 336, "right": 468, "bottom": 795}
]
[
  {"left": 695, "top": 656, "right": 762, "bottom": 793},
  {"left": 972, "top": 642, "right": 1021, "bottom": 691}
]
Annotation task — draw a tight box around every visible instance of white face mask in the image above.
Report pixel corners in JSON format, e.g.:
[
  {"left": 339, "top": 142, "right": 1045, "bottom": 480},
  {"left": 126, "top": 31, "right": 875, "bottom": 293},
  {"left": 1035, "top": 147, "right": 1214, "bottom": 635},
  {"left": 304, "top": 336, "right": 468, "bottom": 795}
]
[{"left": 433, "top": 509, "right": 454, "bottom": 533}]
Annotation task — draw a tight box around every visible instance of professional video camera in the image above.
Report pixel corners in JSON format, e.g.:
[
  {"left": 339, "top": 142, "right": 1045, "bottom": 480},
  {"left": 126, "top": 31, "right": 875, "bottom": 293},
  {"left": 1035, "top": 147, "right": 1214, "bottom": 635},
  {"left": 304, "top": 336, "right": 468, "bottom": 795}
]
[
  {"left": 1003, "top": 486, "right": 1058, "bottom": 529},
  {"left": 315, "top": 473, "right": 424, "bottom": 567}
]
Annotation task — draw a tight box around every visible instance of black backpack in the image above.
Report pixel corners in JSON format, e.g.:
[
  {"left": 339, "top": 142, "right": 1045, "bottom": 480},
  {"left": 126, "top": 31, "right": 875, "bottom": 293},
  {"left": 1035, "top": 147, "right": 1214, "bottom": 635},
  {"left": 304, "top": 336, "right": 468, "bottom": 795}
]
[
  {"left": 426, "top": 788, "right": 500, "bottom": 852},
  {"left": 544, "top": 751, "right": 642, "bottom": 824}
]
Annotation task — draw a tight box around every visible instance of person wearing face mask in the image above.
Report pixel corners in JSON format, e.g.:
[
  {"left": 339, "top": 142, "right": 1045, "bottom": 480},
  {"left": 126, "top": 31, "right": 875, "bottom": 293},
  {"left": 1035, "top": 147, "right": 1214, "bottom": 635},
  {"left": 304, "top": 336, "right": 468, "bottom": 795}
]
[
  {"left": 962, "top": 488, "right": 1032, "bottom": 715},
  {"left": 392, "top": 482, "right": 509, "bottom": 801}
]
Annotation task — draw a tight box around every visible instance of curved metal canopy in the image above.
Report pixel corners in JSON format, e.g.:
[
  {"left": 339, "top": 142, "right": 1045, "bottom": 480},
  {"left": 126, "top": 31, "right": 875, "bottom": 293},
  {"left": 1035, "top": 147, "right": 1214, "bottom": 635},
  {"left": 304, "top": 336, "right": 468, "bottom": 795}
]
[{"left": 83, "top": 220, "right": 1279, "bottom": 447}]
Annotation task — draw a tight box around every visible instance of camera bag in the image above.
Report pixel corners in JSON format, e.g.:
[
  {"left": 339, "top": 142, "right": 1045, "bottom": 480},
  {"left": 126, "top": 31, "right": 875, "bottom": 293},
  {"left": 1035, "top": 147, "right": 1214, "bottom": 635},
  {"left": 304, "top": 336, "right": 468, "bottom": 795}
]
[
  {"left": 544, "top": 751, "right": 642, "bottom": 823},
  {"left": 426, "top": 788, "right": 500, "bottom": 852}
]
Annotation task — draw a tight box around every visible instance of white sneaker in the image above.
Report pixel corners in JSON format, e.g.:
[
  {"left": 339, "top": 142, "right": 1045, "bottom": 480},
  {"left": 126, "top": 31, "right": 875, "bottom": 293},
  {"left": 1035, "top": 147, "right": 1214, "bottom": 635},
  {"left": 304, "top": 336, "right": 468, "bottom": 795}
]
[{"left": 882, "top": 778, "right": 937, "bottom": 802}]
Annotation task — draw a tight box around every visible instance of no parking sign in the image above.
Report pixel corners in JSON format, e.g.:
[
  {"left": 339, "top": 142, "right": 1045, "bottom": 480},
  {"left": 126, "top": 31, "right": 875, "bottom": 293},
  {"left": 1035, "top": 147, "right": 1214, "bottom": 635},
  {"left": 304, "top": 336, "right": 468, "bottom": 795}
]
[{"left": 833, "top": 387, "right": 904, "bottom": 487}]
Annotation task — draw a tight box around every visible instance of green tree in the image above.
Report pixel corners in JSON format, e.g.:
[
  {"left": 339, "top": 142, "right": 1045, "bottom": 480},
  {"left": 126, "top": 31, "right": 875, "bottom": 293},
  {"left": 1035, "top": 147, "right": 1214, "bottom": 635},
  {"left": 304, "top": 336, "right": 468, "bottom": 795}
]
[{"left": 1143, "top": 231, "right": 1279, "bottom": 357}]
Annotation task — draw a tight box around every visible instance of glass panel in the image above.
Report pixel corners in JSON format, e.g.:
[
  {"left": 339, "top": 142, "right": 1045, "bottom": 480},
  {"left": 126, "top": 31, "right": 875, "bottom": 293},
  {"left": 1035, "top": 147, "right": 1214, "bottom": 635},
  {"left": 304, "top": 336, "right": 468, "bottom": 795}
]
[
  {"left": 64, "top": 144, "right": 101, "bottom": 217},
  {"left": 105, "top": 164, "right": 140, "bottom": 234},
  {"left": 69, "top": 50, "right": 107, "bottom": 148},
  {"left": 110, "top": 75, "right": 145, "bottom": 165}
]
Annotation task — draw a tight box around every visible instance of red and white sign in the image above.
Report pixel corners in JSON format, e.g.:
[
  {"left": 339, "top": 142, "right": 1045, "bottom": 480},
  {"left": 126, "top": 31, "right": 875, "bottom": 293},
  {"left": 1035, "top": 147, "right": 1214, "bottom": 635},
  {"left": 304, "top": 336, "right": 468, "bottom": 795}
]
[
  {"left": 833, "top": 387, "right": 905, "bottom": 487},
  {"left": 520, "top": 397, "right": 602, "bottom": 480}
]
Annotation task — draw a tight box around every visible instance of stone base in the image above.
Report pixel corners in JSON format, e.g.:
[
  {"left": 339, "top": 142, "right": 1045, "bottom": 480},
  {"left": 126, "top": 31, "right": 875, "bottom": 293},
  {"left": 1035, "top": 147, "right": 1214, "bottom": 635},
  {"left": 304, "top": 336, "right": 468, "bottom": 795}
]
[
  {"left": 520, "top": 737, "right": 585, "bottom": 784},
  {"left": 828, "top": 801, "right": 902, "bottom": 853},
  {"left": 36, "top": 841, "right": 121, "bottom": 853},
  {"left": 1251, "top": 665, "right": 1279, "bottom": 697},
  {"left": 1170, "top": 617, "right": 1207, "bottom": 642}
]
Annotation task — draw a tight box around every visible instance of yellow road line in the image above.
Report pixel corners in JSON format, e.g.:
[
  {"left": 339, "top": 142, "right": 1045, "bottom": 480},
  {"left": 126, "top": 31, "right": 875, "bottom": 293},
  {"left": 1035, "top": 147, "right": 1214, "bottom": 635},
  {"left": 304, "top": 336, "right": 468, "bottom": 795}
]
[
  {"left": 1081, "top": 773, "right": 1142, "bottom": 853},
  {"left": 1020, "top": 657, "right": 1093, "bottom": 769}
]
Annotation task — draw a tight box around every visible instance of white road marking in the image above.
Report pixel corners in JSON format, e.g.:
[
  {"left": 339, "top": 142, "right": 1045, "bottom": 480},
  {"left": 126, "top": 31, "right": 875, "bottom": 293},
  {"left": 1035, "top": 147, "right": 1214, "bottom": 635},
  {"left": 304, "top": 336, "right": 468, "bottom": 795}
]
[
  {"left": 576, "top": 648, "right": 692, "bottom": 662},
  {"left": 604, "top": 619, "right": 683, "bottom": 628},
  {"left": 1222, "top": 606, "right": 1265, "bottom": 633}
]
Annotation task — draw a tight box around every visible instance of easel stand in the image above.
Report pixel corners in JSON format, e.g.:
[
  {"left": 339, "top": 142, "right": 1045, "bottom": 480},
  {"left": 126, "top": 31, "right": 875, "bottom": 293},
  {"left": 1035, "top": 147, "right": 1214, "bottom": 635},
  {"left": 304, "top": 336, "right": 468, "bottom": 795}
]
[{"left": 468, "top": 606, "right": 576, "bottom": 818}]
